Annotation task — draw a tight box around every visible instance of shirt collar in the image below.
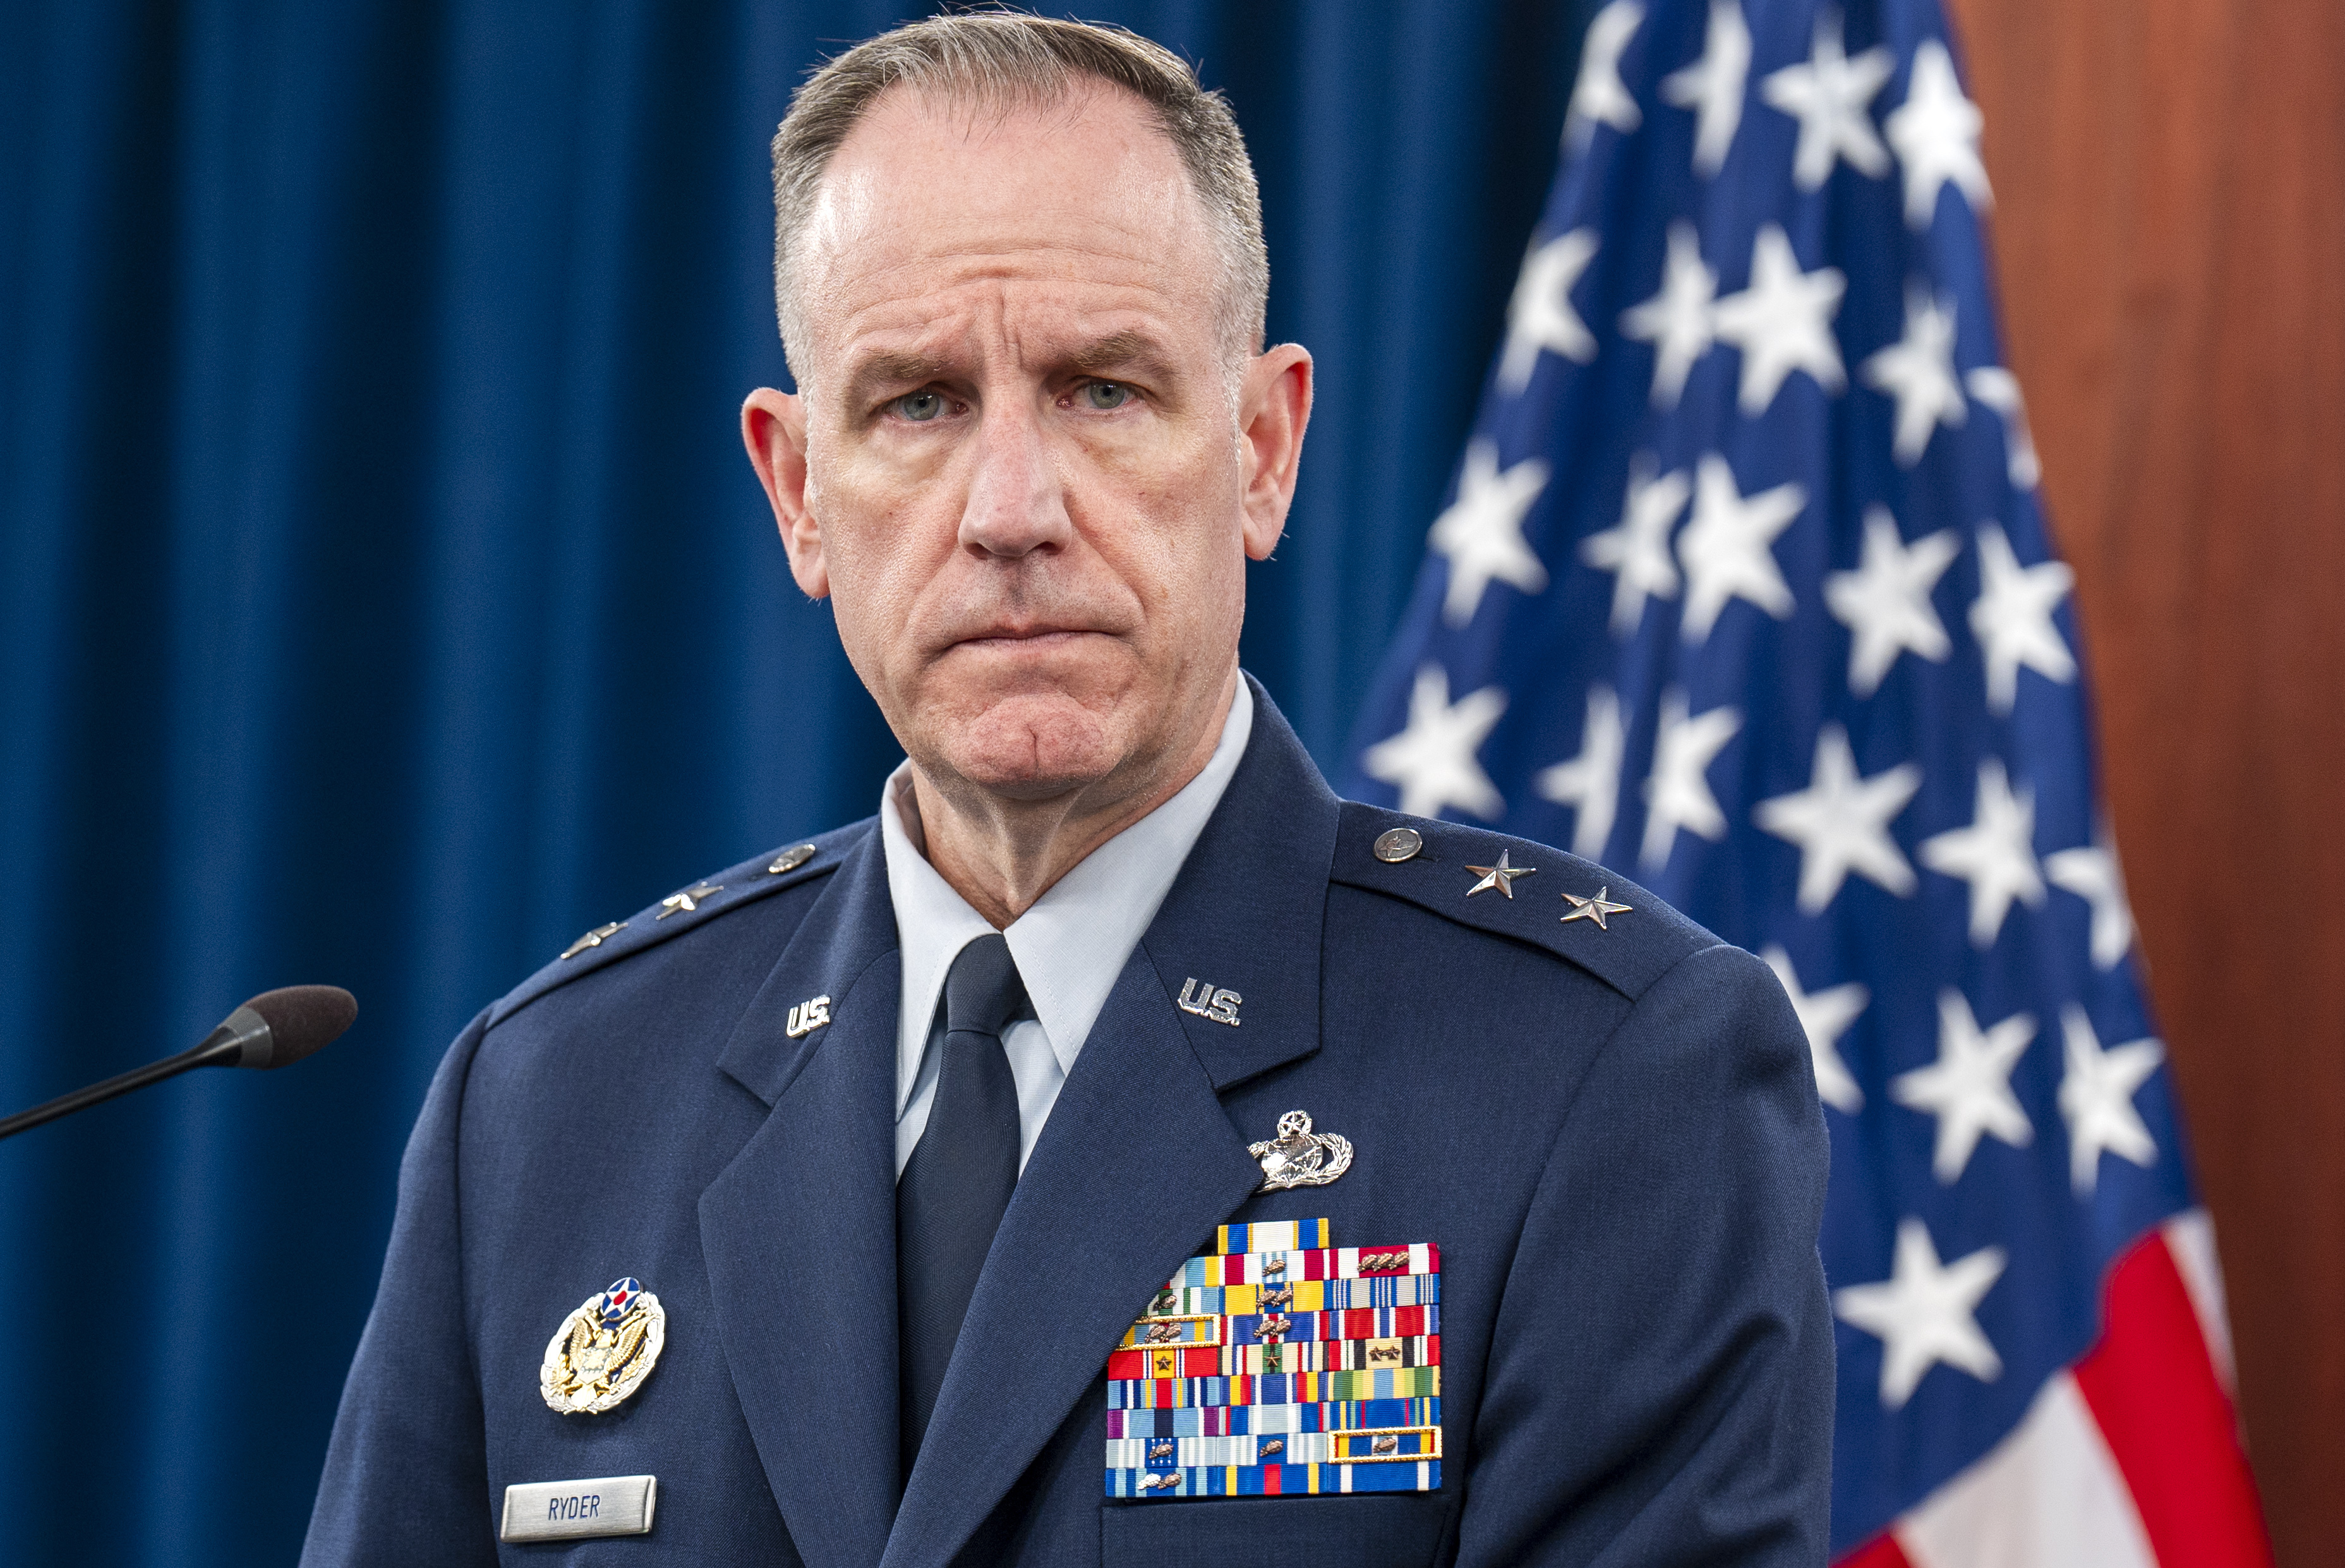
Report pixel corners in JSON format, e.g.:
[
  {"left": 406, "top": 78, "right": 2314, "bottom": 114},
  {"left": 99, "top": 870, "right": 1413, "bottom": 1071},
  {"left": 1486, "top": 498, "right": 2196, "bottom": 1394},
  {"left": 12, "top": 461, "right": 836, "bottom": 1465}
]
[{"left": 879, "top": 678, "right": 1255, "bottom": 1115}]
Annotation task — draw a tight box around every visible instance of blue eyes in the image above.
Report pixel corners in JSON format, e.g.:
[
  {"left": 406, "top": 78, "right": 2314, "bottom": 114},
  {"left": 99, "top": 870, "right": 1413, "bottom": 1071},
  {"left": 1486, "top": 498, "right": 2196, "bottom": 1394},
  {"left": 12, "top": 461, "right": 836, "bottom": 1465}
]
[
  {"left": 885, "top": 382, "right": 1133, "bottom": 423},
  {"left": 894, "top": 390, "right": 946, "bottom": 422}
]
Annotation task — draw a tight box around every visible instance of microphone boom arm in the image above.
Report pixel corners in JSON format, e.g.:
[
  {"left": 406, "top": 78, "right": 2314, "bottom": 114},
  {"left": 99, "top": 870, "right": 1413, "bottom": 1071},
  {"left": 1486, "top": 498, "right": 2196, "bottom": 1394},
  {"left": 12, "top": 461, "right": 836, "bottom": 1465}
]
[{"left": 0, "top": 989, "right": 354, "bottom": 1142}]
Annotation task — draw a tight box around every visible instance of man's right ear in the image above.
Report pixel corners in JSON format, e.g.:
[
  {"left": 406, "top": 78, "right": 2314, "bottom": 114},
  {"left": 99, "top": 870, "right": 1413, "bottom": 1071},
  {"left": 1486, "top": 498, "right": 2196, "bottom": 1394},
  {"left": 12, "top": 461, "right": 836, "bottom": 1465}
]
[{"left": 742, "top": 387, "right": 828, "bottom": 599}]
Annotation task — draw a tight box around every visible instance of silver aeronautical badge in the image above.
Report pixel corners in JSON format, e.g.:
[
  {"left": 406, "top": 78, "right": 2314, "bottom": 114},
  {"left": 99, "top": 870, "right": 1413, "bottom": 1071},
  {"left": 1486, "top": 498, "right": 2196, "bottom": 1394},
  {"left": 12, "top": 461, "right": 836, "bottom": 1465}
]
[
  {"left": 1248, "top": 1110, "right": 1354, "bottom": 1191},
  {"left": 541, "top": 1277, "right": 667, "bottom": 1415}
]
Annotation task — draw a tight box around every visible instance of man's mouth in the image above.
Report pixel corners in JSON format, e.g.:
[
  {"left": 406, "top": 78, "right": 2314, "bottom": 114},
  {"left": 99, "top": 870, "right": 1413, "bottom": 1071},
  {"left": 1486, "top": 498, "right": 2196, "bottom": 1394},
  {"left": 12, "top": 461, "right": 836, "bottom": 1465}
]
[{"left": 947, "top": 625, "right": 1103, "bottom": 651}]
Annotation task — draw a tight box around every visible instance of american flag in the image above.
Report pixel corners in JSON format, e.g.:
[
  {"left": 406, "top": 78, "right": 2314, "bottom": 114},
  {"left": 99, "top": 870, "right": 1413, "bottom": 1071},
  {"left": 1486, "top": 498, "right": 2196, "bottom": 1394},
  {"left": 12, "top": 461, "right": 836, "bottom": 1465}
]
[{"left": 1341, "top": 2, "right": 2273, "bottom": 1562}]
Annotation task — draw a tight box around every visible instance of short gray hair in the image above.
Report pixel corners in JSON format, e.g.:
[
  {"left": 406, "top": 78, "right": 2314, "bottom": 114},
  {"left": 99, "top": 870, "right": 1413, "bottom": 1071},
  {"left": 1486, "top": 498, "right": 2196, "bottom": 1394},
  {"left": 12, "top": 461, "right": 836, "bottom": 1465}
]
[{"left": 768, "top": 10, "right": 1268, "bottom": 382}]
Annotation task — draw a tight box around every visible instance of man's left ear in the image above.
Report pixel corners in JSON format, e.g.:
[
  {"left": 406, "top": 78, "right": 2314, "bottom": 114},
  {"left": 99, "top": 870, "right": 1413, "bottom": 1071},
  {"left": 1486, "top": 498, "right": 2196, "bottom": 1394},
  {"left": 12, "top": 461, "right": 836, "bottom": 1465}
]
[{"left": 1238, "top": 344, "right": 1313, "bottom": 561}]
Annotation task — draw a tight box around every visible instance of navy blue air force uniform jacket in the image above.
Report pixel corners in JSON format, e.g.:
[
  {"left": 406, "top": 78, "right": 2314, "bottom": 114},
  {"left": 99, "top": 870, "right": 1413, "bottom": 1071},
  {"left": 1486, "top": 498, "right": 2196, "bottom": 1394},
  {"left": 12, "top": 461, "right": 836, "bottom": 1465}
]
[{"left": 303, "top": 677, "right": 1833, "bottom": 1567}]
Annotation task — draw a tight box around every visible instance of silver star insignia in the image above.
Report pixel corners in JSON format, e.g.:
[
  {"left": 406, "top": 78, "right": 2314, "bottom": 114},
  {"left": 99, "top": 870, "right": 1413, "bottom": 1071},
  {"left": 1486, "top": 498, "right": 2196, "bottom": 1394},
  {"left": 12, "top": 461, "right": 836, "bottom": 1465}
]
[
  {"left": 1561, "top": 886, "right": 1633, "bottom": 929},
  {"left": 561, "top": 921, "right": 625, "bottom": 960},
  {"left": 657, "top": 883, "right": 722, "bottom": 919},
  {"left": 1464, "top": 849, "right": 1538, "bottom": 898}
]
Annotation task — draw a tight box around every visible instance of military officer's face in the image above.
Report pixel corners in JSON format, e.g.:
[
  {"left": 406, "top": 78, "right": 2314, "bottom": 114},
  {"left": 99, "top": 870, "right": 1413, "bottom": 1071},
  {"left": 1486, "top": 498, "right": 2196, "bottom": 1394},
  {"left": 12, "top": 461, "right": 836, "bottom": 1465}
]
[{"left": 744, "top": 84, "right": 1309, "bottom": 808}]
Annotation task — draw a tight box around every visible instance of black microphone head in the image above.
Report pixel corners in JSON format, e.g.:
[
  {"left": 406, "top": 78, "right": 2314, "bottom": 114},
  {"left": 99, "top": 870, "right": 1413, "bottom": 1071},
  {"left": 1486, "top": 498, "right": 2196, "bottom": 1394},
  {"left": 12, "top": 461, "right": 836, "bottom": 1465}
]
[{"left": 239, "top": 986, "right": 358, "bottom": 1070}]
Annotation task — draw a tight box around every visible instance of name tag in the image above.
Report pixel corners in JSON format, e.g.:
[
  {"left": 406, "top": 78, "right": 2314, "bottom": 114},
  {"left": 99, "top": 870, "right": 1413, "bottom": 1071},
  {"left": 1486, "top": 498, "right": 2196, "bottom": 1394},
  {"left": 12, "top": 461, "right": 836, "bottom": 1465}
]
[{"left": 499, "top": 1474, "right": 657, "bottom": 1542}]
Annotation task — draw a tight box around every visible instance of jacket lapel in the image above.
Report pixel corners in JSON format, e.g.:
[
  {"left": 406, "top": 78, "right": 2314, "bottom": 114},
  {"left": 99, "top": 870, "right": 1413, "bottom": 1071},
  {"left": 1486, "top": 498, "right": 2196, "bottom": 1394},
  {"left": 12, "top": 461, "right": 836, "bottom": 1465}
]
[
  {"left": 699, "top": 829, "right": 903, "bottom": 1568},
  {"left": 881, "top": 680, "right": 1342, "bottom": 1565},
  {"left": 1140, "top": 675, "right": 1341, "bottom": 1093}
]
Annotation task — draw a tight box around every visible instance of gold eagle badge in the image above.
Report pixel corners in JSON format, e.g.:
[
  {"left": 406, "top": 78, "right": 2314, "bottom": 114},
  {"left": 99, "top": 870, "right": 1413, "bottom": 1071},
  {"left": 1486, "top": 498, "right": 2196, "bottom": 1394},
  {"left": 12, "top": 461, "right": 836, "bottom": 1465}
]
[{"left": 540, "top": 1277, "right": 666, "bottom": 1415}]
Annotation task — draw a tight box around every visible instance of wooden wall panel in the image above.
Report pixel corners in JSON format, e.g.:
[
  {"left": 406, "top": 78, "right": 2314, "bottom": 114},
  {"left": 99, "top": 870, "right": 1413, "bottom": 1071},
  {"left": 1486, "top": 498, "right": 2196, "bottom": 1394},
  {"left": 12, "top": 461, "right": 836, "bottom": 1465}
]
[{"left": 1943, "top": 1, "right": 2345, "bottom": 1562}]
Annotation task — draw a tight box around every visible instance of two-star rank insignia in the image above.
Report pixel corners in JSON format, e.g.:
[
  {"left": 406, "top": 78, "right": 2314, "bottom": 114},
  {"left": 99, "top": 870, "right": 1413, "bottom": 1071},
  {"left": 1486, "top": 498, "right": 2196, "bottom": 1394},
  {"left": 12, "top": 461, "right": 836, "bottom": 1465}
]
[
  {"left": 1106, "top": 1220, "right": 1442, "bottom": 1499},
  {"left": 540, "top": 1277, "right": 667, "bottom": 1415},
  {"left": 1462, "top": 850, "right": 1536, "bottom": 898},
  {"left": 1561, "top": 886, "right": 1632, "bottom": 929},
  {"left": 656, "top": 883, "right": 721, "bottom": 919},
  {"left": 561, "top": 922, "right": 625, "bottom": 960}
]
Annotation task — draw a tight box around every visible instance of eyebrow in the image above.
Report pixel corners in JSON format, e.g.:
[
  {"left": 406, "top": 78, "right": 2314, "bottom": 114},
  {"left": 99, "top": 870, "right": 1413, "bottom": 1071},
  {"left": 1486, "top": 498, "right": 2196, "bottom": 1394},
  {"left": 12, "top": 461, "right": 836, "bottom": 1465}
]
[
  {"left": 1067, "top": 329, "right": 1177, "bottom": 383},
  {"left": 842, "top": 351, "right": 954, "bottom": 411},
  {"left": 840, "top": 329, "right": 1186, "bottom": 413}
]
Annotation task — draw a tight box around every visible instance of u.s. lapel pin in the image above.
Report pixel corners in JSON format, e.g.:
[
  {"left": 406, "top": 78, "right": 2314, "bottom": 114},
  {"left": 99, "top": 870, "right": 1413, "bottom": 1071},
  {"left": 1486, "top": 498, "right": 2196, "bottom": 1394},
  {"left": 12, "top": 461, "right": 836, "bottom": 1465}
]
[
  {"left": 785, "top": 995, "right": 831, "bottom": 1038},
  {"left": 1177, "top": 977, "right": 1241, "bottom": 1027},
  {"left": 1248, "top": 1109, "right": 1353, "bottom": 1190}
]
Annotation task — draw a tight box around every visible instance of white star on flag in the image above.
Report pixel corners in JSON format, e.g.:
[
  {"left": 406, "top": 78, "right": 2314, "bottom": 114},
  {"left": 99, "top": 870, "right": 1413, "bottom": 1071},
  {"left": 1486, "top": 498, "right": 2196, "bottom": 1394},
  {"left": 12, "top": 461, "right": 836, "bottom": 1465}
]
[
  {"left": 1920, "top": 757, "right": 2046, "bottom": 948},
  {"left": 1361, "top": 666, "right": 1508, "bottom": 821},
  {"left": 1885, "top": 39, "right": 1991, "bottom": 229},
  {"left": 1891, "top": 991, "right": 2038, "bottom": 1182},
  {"left": 1660, "top": 0, "right": 1751, "bottom": 178},
  {"left": 1640, "top": 689, "right": 1742, "bottom": 871},
  {"left": 1430, "top": 439, "right": 1551, "bottom": 626},
  {"left": 1498, "top": 229, "right": 1601, "bottom": 393},
  {"left": 2058, "top": 1006, "right": 2164, "bottom": 1195},
  {"left": 1620, "top": 222, "right": 1718, "bottom": 408},
  {"left": 1965, "top": 367, "right": 2042, "bottom": 490},
  {"left": 1861, "top": 286, "right": 1967, "bottom": 466},
  {"left": 1535, "top": 684, "right": 1626, "bottom": 860},
  {"left": 1834, "top": 1217, "right": 2007, "bottom": 1411},
  {"left": 1760, "top": 5, "right": 1895, "bottom": 191},
  {"left": 1677, "top": 454, "right": 1803, "bottom": 641},
  {"left": 1755, "top": 723, "right": 1922, "bottom": 913},
  {"left": 1712, "top": 224, "right": 1847, "bottom": 414},
  {"left": 1581, "top": 455, "right": 1691, "bottom": 634},
  {"left": 1824, "top": 505, "right": 1960, "bottom": 696},
  {"left": 1763, "top": 945, "right": 1868, "bottom": 1113},
  {"left": 2046, "top": 826, "right": 2137, "bottom": 970},
  {"left": 1970, "top": 522, "right": 2076, "bottom": 715},
  {"left": 1565, "top": 1, "right": 1646, "bottom": 149}
]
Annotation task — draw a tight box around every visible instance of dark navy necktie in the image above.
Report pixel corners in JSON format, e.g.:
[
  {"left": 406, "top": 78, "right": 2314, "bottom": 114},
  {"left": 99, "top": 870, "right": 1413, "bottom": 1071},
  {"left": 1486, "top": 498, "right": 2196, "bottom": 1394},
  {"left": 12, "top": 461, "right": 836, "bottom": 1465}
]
[{"left": 896, "top": 932, "right": 1026, "bottom": 1479}]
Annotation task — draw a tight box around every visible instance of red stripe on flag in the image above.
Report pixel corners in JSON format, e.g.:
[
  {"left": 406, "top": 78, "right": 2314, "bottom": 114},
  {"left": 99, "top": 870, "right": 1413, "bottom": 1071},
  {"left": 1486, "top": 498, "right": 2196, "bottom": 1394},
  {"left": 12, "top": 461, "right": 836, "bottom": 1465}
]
[
  {"left": 1833, "top": 1531, "right": 1914, "bottom": 1568},
  {"left": 2071, "top": 1233, "right": 2274, "bottom": 1568}
]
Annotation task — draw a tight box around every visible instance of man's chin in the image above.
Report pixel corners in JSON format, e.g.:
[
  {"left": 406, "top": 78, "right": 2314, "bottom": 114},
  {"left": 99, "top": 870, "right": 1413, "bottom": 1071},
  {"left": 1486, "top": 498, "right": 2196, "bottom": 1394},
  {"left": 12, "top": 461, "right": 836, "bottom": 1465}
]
[{"left": 921, "top": 691, "right": 1133, "bottom": 802}]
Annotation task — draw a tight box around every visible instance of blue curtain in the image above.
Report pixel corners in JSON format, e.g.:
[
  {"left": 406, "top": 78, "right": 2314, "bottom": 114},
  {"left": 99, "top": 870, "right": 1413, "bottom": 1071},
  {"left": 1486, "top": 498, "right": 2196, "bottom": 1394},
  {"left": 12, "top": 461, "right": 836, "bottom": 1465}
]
[{"left": 0, "top": 2, "right": 1600, "bottom": 1562}]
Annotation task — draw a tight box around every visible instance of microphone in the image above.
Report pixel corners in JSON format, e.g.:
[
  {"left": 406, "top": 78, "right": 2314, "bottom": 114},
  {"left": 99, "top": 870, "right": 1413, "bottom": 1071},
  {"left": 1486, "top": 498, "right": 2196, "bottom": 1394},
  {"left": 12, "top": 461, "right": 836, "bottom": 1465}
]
[{"left": 0, "top": 986, "right": 358, "bottom": 1142}]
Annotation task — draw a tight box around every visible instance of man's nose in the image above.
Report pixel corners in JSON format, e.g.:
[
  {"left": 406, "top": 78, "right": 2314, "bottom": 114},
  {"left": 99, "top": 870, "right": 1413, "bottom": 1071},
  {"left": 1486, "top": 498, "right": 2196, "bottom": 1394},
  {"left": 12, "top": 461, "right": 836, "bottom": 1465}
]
[{"left": 958, "top": 402, "right": 1072, "bottom": 559}]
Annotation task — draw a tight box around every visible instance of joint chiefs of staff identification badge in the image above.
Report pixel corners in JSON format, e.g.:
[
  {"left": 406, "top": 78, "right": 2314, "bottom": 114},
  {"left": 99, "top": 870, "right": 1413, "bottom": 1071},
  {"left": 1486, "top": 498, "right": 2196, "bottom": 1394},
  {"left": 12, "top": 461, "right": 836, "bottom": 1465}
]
[{"left": 541, "top": 1278, "right": 666, "bottom": 1415}]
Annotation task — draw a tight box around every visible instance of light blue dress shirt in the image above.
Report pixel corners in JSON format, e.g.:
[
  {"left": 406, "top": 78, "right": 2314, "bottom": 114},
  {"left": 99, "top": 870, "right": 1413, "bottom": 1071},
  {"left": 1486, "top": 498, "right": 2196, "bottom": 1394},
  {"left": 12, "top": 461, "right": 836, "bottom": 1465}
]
[{"left": 879, "top": 680, "right": 1253, "bottom": 1176}]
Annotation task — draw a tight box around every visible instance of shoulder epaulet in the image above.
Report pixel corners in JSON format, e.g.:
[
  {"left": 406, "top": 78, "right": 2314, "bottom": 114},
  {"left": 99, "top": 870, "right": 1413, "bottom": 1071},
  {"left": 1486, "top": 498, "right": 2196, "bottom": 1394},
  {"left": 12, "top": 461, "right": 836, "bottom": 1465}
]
[
  {"left": 485, "top": 818, "right": 874, "bottom": 1028},
  {"left": 1329, "top": 802, "right": 1717, "bottom": 1002}
]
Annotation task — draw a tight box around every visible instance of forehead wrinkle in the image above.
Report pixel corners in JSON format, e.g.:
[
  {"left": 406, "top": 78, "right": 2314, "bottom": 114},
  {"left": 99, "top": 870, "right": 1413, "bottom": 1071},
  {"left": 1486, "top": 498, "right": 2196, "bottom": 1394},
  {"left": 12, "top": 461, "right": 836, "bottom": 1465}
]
[
  {"left": 832, "top": 220, "right": 1187, "bottom": 296},
  {"left": 835, "top": 272, "right": 1189, "bottom": 387},
  {"left": 821, "top": 237, "right": 1191, "bottom": 354}
]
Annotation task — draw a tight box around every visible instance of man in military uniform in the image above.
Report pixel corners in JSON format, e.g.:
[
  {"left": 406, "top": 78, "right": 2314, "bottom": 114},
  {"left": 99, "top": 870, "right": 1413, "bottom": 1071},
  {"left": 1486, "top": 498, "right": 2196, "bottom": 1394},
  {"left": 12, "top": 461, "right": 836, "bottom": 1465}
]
[{"left": 304, "top": 14, "right": 1831, "bottom": 1565}]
